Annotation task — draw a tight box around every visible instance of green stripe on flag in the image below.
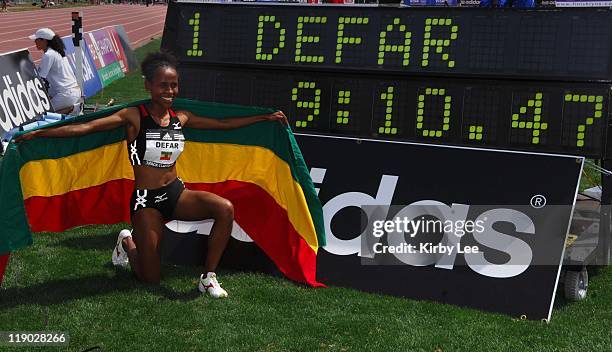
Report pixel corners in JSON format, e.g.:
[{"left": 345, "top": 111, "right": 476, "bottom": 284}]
[{"left": 0, "top": 143, "right": 33, "bottom": 253}]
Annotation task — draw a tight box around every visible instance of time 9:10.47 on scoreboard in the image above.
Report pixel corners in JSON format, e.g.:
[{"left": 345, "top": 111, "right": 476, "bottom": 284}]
[{"left": 181, "top": 69, "right": 609, "bottom": 157}]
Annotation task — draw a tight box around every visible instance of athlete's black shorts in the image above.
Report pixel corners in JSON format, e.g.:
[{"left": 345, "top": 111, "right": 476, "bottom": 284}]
[{"left": 130, "top": 178, "right": 185, "bottom": 219}]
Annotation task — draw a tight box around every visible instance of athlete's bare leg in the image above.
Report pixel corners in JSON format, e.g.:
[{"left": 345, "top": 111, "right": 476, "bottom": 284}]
[
  {"left": 171, "top": 189, "right": 234, "bottom": 273},
  {"left": 120, "top": 189, "right": 232, "bottom": 281},
  {"left": 123, "top": 208, "right": 165, "bottom": 283}
]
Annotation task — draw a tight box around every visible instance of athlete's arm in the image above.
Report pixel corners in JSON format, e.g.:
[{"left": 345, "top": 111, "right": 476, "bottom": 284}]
[
  {"left": 16, "top": 108, "right": 138, "bottom": 141},
  {"left": 179, "top": 110, "right": 288, "bottom": 130}
]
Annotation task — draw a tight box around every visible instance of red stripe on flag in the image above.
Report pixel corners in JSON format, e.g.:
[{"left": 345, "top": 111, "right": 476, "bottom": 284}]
[
  {"left": 24, "top": 179, "right": 134, "bottom": 233},
  {"left": 22, "top": 177, "right": 323, "bottom": 287},
  {"left": 186, "top": 180, "right": 324, "bottom": 287},
  {"left": 0, "top": 253, "right": 9, "bottom": 286}
]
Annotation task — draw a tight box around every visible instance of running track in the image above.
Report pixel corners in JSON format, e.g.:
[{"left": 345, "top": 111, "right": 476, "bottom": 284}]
[{"left": 0, "top": 4, "right": 167, "bottom": 63}]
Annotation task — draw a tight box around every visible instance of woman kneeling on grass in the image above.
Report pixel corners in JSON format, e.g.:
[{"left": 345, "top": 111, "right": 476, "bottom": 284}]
[{"left": 17, "top": 51, "right": 288, "bottom": 298}]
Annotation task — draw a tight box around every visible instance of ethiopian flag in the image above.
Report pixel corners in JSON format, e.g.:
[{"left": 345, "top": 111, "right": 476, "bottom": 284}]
[{"left": 0, "top": 99, "right": 325, "bottom": 287}]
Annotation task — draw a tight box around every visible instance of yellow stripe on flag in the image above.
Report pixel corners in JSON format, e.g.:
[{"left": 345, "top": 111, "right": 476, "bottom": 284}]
[
  {"left": 20, "top": 141, "right": 133, "bottom": 199},
  {"left": 177, "top": 142, "right": 319, "bottom": 250}
]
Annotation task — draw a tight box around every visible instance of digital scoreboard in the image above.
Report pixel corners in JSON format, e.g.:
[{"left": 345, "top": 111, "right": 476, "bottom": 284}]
[{"left": 162, "top": 3, "right": 612, "bottom": 158}]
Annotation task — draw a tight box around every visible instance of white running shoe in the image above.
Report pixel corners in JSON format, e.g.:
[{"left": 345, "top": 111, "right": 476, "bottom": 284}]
[
  {"left": 111, "top": 229, "right": 132, "bottom": 268},
  {"left": 198, "top": 272, "right": 228, "bottom": 298}
]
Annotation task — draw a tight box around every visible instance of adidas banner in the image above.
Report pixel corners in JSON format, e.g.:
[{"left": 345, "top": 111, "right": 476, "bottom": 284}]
[
  {"left": 297, "top": 134, "right": 582, "bottom": 321},
  {"left": 0, "top": 50, "right": 52, "bottom": 141}
]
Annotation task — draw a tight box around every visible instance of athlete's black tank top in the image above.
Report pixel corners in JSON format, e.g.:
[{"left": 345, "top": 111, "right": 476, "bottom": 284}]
[{"left": 128, "top": 104, "right": 185, "bottom": 168}]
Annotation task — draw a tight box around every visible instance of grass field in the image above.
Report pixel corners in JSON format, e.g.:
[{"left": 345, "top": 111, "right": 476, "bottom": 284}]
[
  {"left": 2, "top": 226, "right": 611, "bottom": 351},
  {"left": 2, "top": 39, "right": 612, "bottom": 352}
]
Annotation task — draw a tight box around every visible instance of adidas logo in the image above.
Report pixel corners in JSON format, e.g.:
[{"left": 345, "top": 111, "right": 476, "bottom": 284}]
[
  {"left": 0, "top": 72, "right": 51, "bottom": 133},
  {"left": 162, "top": 133, "right": 172, "bottom": 141}
]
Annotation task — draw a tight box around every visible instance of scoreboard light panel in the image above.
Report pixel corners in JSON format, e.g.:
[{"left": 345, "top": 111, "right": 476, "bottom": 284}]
[{"left": 162, "top": 3, "right": 612, "bottom": 157}]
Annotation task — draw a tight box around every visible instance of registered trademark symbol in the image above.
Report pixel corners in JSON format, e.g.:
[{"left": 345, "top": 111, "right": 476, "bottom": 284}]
[{"left": 530, "top": 194, "right": 546, "bottom": 208}]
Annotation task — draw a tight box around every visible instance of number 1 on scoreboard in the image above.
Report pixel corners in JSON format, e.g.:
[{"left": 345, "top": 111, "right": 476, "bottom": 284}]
[{"left": 187, "top": 12, "right": 203, "bottom": 57}]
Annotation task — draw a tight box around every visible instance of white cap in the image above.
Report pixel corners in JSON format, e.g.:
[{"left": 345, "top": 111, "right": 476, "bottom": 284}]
[{"left": 29, "top": 28, "right": 55, "bottom": 41}]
